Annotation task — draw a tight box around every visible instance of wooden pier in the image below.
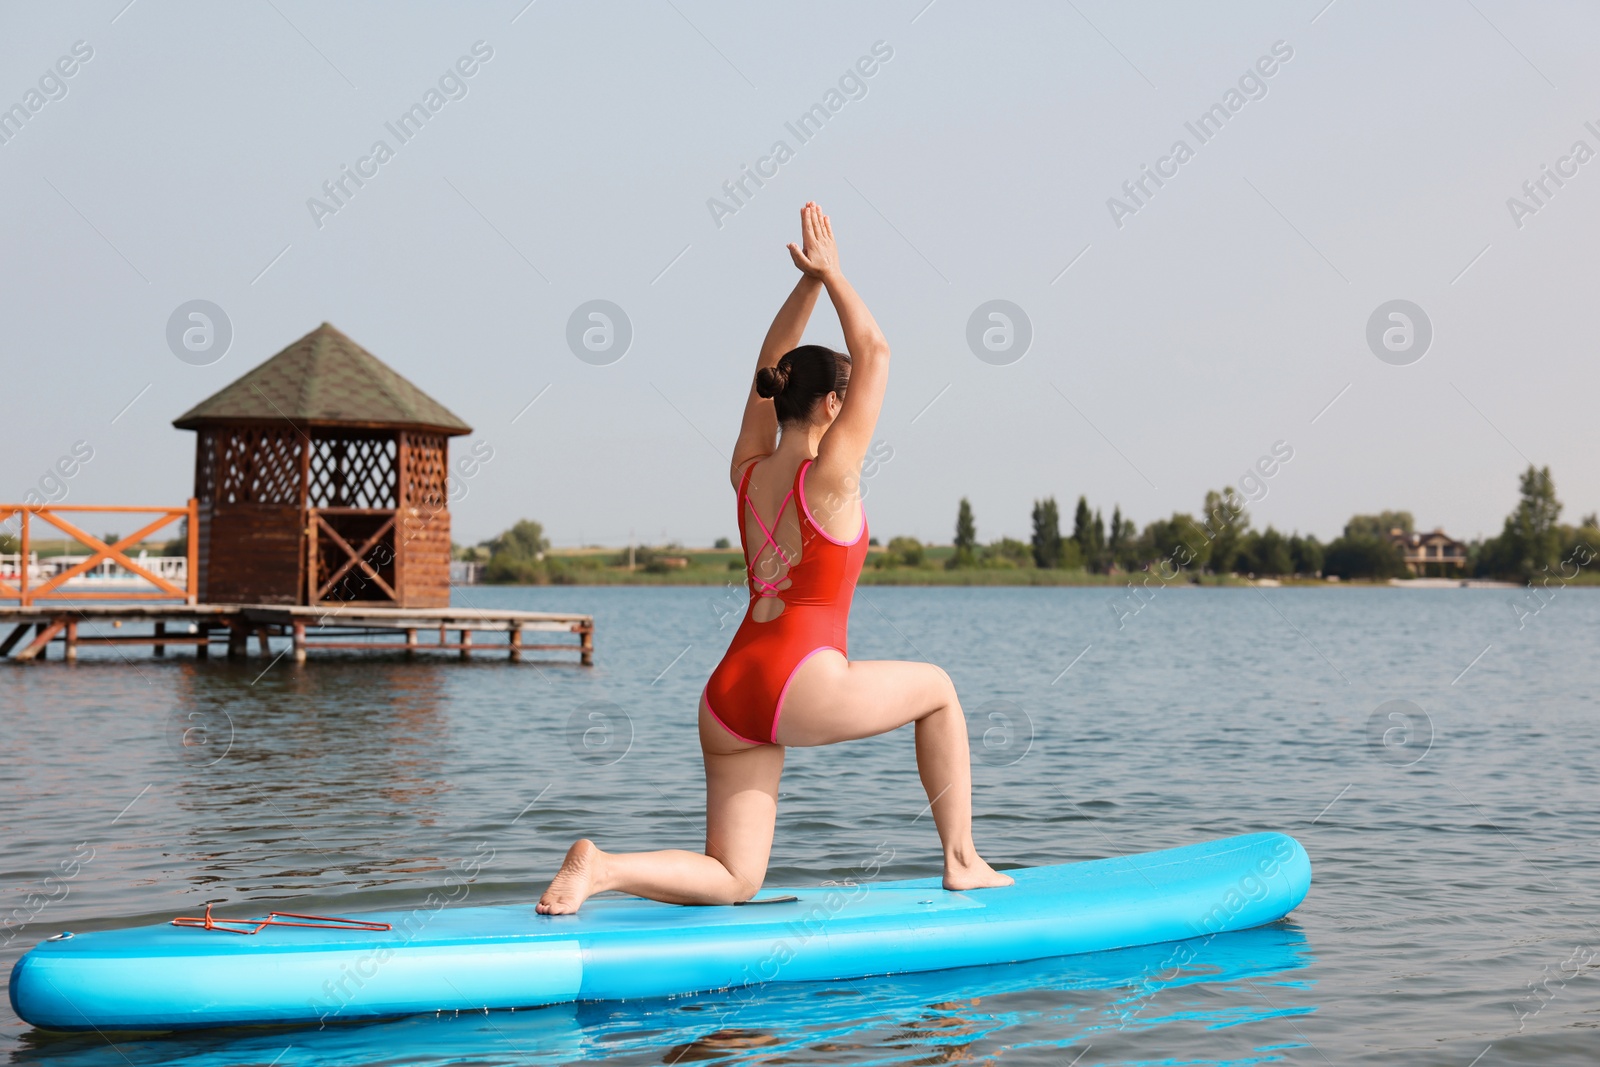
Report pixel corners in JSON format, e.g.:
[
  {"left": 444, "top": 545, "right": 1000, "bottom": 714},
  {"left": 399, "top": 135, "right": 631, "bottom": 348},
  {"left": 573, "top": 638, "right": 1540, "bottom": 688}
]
[{"left": 0, "top": 604, "right": 593, "bottom": 665}]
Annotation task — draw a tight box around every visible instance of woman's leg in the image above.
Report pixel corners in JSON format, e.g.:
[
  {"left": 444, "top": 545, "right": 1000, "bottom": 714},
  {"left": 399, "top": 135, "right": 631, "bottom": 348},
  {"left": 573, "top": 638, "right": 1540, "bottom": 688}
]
[
  {"left": 773, "top": 651, "right": 1012, "bottom": 892},
  {"left": 536, "top": 703, "right": 784, "bottom": 914}
]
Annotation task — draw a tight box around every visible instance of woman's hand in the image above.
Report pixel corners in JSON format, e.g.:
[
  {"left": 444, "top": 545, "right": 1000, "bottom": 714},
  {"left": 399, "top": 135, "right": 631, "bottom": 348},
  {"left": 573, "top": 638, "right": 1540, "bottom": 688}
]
[{"left": 787, "top": 201, "right": 840, "bottom": 282}]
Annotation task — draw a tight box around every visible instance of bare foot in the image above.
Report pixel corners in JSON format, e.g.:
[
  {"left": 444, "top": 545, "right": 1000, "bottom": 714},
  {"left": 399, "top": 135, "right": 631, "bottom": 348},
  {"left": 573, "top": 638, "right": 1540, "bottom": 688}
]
[
  {"left": 943, "top": 856, "right": 1014, "bottom": 892},
  {"left": 536, "top": 839, "right": 605, "bottom": 915}
]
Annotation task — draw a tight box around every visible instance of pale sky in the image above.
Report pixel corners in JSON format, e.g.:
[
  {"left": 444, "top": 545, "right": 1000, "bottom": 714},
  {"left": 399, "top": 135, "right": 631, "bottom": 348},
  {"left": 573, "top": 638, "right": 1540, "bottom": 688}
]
[{"left": 3, "top": 1, "right": 1597, "bottom": 548}]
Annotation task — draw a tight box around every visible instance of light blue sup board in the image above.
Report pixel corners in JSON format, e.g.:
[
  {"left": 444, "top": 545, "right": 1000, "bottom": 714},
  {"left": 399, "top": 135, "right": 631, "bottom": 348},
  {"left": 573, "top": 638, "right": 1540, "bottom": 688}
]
[{"left": 10, "top": 832, "right": 1310, "bottom": 1032}]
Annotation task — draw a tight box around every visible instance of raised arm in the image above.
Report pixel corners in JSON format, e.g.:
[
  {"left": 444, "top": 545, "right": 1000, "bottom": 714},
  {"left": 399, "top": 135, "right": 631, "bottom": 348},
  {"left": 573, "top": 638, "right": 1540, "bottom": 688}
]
[
  {"left": 730, "top": 275, "right": 823, "bottom": 485},
  {"left": 806, "top": 216, "right": 889, "bottom": 487}
]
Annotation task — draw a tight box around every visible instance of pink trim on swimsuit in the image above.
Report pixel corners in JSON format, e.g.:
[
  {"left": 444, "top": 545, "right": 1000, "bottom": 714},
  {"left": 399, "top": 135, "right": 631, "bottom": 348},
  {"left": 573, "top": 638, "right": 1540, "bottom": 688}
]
[
  {"left": 701, "top": 682, "right": 765, "bottom": 746},
  {"left": 797, "top": 458, "right": 865, "bottom": 547},
  {"left": 769, "top": 645, "right": 843, "bottom": 743}
]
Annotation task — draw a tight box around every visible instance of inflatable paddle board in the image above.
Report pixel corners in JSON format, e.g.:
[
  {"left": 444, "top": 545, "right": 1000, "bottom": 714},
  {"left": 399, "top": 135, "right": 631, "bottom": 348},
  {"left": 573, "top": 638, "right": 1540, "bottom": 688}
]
[{"left": 9, "top": 831, "right": 1310, "bottom": 1032}]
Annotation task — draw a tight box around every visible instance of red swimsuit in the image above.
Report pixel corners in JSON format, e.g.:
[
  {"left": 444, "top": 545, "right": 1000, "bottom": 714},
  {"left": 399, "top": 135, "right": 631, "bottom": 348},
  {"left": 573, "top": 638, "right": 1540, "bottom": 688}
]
[{"left": 702, "top": 456, "right": 869, "bottom": 745}]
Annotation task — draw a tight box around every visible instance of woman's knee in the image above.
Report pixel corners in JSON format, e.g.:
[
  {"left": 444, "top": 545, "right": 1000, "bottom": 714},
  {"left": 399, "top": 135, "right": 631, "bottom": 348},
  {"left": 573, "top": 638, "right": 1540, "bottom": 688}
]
[
  {"left": 907, "top": 665, "right": 960, "bottom": 726},
  {"left": 715, "top": 863, "right": 763, "bottom": 904}
]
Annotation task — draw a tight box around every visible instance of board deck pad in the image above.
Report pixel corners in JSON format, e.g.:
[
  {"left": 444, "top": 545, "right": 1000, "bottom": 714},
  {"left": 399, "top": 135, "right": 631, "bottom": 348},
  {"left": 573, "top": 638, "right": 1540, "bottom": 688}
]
[{"left": 9, "top": 832, "right": 1311, "bottom": 1032}]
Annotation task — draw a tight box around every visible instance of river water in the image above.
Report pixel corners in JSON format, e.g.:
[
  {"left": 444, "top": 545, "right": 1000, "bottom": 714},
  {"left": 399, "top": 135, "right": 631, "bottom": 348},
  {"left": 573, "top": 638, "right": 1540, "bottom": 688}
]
[{"left": 3, "top": 586, "right": 1597, "bottom": 1065}]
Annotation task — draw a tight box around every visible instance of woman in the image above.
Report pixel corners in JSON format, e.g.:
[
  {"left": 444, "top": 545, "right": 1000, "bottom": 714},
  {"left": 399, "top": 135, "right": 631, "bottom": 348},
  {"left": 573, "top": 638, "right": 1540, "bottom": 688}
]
[{"left": 537, "top": 202, "right": 1010, "bottom": 914}]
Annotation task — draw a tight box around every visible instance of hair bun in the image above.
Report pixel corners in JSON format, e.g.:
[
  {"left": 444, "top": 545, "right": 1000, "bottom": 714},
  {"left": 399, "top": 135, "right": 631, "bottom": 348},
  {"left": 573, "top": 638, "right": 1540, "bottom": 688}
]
[{"left": 755, "top": 363, "right": 790, "bottom": 399}]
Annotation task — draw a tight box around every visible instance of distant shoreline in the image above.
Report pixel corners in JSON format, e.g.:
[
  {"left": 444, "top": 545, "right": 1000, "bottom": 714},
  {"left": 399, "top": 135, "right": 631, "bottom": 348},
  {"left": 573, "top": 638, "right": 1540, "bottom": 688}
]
[
  {"left": 475, "top": 570, "right": 1559, "bottom": 589},
  {"left": 461, "top": 545, "right": 1591, "bottom": 589}
]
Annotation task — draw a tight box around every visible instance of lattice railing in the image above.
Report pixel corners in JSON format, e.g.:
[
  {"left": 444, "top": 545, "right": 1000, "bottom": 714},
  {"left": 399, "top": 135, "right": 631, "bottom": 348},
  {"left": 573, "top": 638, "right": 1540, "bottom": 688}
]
[
  {"left": 196, "top": 429, "right": 218, "bottom": 502},
  {"left": 308, "top": 435, "right": 397, "bottom": 510},
  {"left": 404, "top": 433, "right": 448, "bottom": 514},
  {"left": 199, "top": 427, "right": 304, "bottom": 505}
]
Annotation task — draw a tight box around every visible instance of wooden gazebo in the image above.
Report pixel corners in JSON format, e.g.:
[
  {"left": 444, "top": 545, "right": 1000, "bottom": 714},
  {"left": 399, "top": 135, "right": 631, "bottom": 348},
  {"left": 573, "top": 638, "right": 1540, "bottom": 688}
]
[{"left": 173, "top": 323, "right": 471, "bottom": 608}]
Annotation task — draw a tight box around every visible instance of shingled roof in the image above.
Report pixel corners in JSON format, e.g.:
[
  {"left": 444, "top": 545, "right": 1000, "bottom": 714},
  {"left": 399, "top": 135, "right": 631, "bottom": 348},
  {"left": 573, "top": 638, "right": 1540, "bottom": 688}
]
[{"left": 172, "top": 323, "right": 471, "bottom": 435}]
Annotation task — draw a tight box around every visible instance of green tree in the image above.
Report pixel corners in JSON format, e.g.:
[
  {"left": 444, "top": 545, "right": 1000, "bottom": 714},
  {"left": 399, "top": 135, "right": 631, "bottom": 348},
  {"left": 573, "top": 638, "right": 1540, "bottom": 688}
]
[
  {"left": 879, "top": 535, "right": 924, "bottom": 568},
  {"left": 1202, "top": 488, "right": 1250, "bottom": 575},
  {"left": 1058, "top": 538, "right": 1085, "bottom": 570},
  {"left": 1099, "top": 507, "right": 1139, "bottom": 571},
  {"left": 483, "top": 519, "right": 552, "bottom": 584},
  {"left": 1072, "top": 496, "right": 1094, "bottom": 559},
  {"left": 1480, "top": 465, "right": 1562, "bottom": 580},
  {"left": 1323, "top": 534, "right": 1407, "bottom": 580},
  {"left": 160, "top": 520, "right": 189, "bottom": 556},
  {"left": 484, "top": 555, "right": 543, "bottom": 583},
  {"left": 488, "top": 519, "right": 549, "bottom": 559},
  {"left": 948, "top": 498, "right": 977, "bottom": 569},
  {"left": 1561, "top": 514, "right": 1600, "bottom": 569},
  {"left": 981, "top": 537, "right": 1033, "bottom": 568},
  {"left": 713, "top": 536, "right": 731, "bottom": 550},
  {"left": 1288, "top": 533, "right": 1324, "bottom": 576},
  {"left": 1322, "top": 512, "right": 1413, "bottom": 580},
  {"left": 1242, "top": 527, "right": 1293, "bottom": 577},
  {"left": 1142, "top": 514, "right": 1211, "bottom": 575},
  {"left": 1031, "top": 497, "right": 1062, "bottom": 568},
  {"left": 1511, "top": 464, "right": 1561, "bottom": 568}
]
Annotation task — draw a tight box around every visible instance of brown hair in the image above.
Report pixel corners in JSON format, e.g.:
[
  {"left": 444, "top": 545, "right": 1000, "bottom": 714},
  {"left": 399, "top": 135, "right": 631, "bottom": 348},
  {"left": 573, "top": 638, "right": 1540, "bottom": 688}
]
[{"left": 755, "top": 344, "right": 851, "bottom": 425}]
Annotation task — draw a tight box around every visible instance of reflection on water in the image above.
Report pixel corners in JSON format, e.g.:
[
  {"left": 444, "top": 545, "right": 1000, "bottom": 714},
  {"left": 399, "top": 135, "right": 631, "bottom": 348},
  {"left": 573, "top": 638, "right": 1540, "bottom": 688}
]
[
  {"left": 7, "top": 925, "right": 1312, "bottom": 1066},
  {"left": 168, "top": 663, "right": 457, "bottom": 898}
]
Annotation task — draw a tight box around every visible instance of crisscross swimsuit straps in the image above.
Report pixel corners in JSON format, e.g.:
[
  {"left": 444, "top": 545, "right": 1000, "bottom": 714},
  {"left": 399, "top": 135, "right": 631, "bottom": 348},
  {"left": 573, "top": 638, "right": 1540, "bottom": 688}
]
[
  {"left": 743, "top": 474, "right": 795, "bottom": 600},
  {"left": 702, "top": 456, "right": 869, "bottom": 745}
]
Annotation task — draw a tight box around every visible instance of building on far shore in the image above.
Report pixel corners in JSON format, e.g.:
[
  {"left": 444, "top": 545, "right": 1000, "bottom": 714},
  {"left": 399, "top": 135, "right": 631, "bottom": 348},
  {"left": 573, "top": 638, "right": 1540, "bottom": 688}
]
[
  {"left": 449, "top": 560, "right": 485, "bottom": 585},
  {"left": 1388, "top": 527, "right": 1467, "bottom": 577}
]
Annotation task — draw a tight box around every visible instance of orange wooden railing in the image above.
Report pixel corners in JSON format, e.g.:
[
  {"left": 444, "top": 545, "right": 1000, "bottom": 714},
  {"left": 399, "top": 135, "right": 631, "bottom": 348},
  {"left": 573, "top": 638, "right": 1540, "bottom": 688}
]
[{"left": 0, "top": 501, "right": 198, "bottom": 607}]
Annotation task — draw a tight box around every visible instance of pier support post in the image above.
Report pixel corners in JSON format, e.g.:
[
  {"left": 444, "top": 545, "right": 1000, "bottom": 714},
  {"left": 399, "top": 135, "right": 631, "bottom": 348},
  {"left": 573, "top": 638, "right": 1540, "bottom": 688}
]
[
  {"left": 0, "top": 623, "right": 30, "bottom": 658},
  {"left": 257, "top": 628, "right": 271, "bottom": 655},
  {"left": 459, "top": 629, "right": 472, "bottom": 661},
  {"left": 153, "top": 622, "right": 166, "bottom": 657},
  {"left": 227, "top": 625, "right": 248, "bottom": 660},
  {"left": 196, "top": 626, "right": 209, "bottom": 660},
  {"left": 579, "top": 623, "right": 593, "bottom": 667},
  {"left": 292, "top": 621, "right": 306, "bottom": 665},
  {"left": 15, "top": 620, "right": 64, "bottom": 662},
  {"left": 64, "top": 619, "right": 77, "bottom": 663},
  {"left": 405, "top": 628, "right": 417, "bottom": 660},
  {"left": 509, "top": 623, "right": 522, "bottom": 663}
]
